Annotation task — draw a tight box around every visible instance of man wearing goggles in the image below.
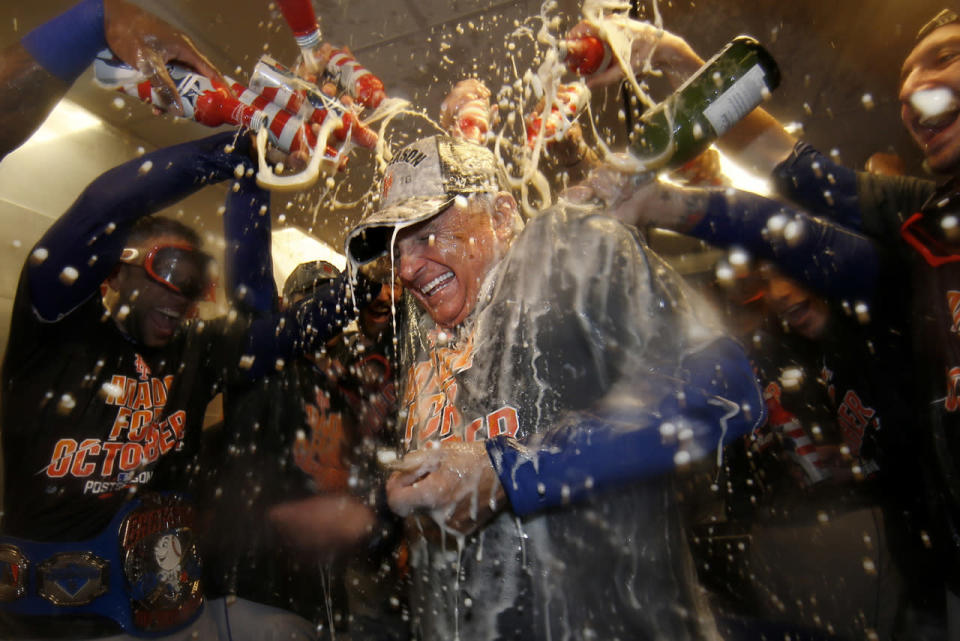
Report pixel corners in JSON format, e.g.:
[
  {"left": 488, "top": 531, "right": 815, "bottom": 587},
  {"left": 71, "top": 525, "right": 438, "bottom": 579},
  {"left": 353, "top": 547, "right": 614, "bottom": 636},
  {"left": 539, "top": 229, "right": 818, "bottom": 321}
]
[
  {"left": 109, "top": 235, "right": 218, "bottom": 349},
  {"left": 0, "top": 132, "right": 370, "bottom": 639},
  {"left": 119, "top": 243, "right": 216, "bottom": 302}
]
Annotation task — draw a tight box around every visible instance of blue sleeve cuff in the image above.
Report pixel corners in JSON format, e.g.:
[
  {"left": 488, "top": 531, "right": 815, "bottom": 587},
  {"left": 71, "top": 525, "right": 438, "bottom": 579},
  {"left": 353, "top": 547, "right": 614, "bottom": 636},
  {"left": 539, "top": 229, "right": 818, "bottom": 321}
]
[
  {"left": 22, "top": 0, "right": 107, "bottom": 84},
  {"left": 690, "top": 189, "right": 879, "bottom": 301},
  {"left": 486, "top": 337, "right": 764, "bottom": 517},
  {"left": 772, "top": 141, "right": 863, "bottom": 230}
]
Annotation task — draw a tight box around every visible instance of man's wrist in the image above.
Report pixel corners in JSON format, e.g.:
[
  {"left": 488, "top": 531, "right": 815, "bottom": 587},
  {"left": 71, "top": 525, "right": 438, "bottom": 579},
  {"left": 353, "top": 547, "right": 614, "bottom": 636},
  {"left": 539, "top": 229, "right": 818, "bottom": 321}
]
[{"left": 22, "top": 0, "right": 107, "bottom": 84}]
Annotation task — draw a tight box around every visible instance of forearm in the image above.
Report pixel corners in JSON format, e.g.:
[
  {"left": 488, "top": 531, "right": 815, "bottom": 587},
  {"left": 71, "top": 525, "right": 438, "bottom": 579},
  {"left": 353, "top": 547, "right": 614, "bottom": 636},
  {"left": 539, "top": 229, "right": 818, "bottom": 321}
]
[
  {"left": 688, "top": 188, "right": 879, "bottom": 300},
  {"left": 1, "top": 0, "right": 110, "bottom": 160},
  {"left": 224, "top": 177, "right": 276, "bottom": 312},
  {"left": 487, "top": 336, "right": 762, "bottom": 516},
  {"left": 716, "top": 110, "right": 797, "bottom": 177},
  {"left": 771, "top": 141, "right": 863, "bottom": 230},
  {"left": 30, "top": 132, "right": 252, "bottom": 319}
]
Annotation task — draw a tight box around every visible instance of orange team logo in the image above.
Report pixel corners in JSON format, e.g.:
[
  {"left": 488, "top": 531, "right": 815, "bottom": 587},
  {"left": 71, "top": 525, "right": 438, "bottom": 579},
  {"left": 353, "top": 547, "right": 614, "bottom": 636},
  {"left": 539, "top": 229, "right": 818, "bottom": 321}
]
[
  {"left": 382, "top": 173, "right": 393, "bottom": 201},
  {"left": 949, "top": 291, "right": 960, "bottom": 334},
  {"left": 402, "top": 330, "right": 519, "bottom": 446},
  {"left": 820, "top": 363, "right": 836, "bottom": 405},
  {"left": 134, "top": 353, "right": 152, "bottom": 380}
]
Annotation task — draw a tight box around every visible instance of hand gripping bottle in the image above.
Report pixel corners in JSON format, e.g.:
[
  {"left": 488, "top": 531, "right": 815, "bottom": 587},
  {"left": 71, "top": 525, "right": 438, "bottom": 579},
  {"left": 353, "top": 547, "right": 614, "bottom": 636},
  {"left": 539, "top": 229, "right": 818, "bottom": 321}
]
[
  {"left": 318, "top": 44, "right": 387, "bottom": 110},
  {"left": 93, "top": 51, "right": 325, "bottom": 156},
  {"left": 525, "top": 83, "right": 590, "bottom": 149},
  {"left": 561, "top": 35, "right": 614, "bottom": 75},
  {"left": 248, "top": 55, "right": 378, "bottom": 149},
  {"left": 627, "top": 36, "right": 780, "bottom": 171},
  {"left": 274, "top": 0, "right": 386, "bottom": 109},
  {"left": 440, "top": 79, "right": 493, "bottom": 145},
  {"left": 93, "top": 51, "right": 266, "bottom": 130}
]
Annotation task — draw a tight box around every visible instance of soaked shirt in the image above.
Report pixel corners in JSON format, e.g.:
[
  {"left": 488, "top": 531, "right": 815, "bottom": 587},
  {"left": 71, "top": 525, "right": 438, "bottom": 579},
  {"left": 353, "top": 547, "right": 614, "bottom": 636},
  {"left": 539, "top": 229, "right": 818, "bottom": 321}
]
[
  {"left": 0, "top": 133, "right": 346, "bottom": 543},
  {"left": 397, "top": 205, "right": 762, "bottom": 641},
  {"left": 2, "top": 274, "right": 244, "bottom": 542},
  {"left": 0, "top": 134, "right": 256, "bottom": 542}
]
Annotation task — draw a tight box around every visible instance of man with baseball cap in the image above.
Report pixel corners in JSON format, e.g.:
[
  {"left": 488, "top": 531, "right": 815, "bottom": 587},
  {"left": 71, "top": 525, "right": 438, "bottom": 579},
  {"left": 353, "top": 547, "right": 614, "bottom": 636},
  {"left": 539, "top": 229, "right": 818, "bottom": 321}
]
[
  {"left": 345, "top": 134, "right": 763, "bottom": 640},
  {"left": 282, "top": 260, "right": 343, "bottom": 306}
]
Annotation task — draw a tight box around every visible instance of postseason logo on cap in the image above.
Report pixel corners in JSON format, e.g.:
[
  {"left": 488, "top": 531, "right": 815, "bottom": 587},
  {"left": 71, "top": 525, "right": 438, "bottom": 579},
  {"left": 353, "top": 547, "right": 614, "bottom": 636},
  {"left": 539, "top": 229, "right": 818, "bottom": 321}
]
[{"left": 347, "top": 135, "right": 502, "bottom": 265}]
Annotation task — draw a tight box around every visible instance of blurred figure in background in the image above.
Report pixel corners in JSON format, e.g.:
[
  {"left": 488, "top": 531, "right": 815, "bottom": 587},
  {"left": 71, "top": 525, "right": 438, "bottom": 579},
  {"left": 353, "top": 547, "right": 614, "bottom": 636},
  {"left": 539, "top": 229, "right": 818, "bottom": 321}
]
[{"left": 198, "top": 253, "right": 407, "bottom": 641}]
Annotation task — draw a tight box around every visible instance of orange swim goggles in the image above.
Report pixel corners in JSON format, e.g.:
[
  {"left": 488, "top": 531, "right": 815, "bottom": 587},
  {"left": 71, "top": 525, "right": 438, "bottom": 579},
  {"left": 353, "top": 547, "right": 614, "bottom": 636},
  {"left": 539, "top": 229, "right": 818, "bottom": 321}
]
[{"left": 119, "top": 242, "right": 217, "bottom": 301}]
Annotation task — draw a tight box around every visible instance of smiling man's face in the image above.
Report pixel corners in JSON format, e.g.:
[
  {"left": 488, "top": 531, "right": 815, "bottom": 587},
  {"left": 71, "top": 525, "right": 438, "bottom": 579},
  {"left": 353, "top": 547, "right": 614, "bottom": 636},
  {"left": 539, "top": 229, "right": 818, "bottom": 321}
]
[
  {"left": 762, "top": 270, "right": 830, "bottom": 340},
  {"left": 900, "top": 24, "right": 960, "bottom": 174},
  {"left": 106, "top": 234, "right": 199, "bottom": 348},
  {"left": 396, "top": 196, "right": 510, "bottom": 328}
]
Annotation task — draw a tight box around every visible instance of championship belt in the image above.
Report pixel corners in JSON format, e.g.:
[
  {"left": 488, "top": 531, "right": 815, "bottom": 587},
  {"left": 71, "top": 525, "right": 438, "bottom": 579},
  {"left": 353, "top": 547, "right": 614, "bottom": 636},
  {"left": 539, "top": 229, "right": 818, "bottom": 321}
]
[{"left": 0, "top": 493, "right": 204, "bottom": 635}]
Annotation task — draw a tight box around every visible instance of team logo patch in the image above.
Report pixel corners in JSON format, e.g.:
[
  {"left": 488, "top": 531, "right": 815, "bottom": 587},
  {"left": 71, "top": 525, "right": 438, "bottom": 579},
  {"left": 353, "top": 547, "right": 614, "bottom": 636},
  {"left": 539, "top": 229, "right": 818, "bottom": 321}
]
[
  {"left": 37, "top": 552, "right": 109, "bottom": 606},
  {"left": 0, "top": 544, "right": 28, "bottom": 601},
  {"left": 119, "top": 495, "right": 203, "bottom": 632},
  {"left": 382, "top": 172, "right": 394, "bottom": 201}
]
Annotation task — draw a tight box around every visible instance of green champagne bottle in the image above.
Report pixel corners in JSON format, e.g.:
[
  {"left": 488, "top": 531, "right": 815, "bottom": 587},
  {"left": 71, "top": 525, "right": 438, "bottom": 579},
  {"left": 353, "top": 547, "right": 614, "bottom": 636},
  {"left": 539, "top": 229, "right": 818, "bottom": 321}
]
[{"left": 629, "top": 36, "right": 781, "bottom": 170}]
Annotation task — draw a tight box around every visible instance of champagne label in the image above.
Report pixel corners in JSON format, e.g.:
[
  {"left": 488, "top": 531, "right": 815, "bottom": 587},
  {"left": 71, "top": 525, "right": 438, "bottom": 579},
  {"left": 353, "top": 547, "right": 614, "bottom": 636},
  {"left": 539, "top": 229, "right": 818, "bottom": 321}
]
[{"left": 703, "top": 64, "right": 768, "bottom": 136}]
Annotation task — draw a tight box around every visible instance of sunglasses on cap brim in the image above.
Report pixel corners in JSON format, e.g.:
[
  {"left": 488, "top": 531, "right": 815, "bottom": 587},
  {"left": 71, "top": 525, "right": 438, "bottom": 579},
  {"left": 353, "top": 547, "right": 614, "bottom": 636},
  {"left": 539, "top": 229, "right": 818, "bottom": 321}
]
[{"left": 119, "top": 243, "right": 217, "bottom": 302}]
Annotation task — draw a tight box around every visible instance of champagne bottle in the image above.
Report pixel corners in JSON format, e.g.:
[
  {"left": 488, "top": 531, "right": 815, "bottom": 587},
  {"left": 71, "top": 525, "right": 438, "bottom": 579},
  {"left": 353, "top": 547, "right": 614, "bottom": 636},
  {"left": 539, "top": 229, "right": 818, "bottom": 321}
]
[
  {"left": 629, "top": 36, "right": 780, "bottom": 171},
  {"left": 92, "top": 51, "right": 323, "bottom": 155}
]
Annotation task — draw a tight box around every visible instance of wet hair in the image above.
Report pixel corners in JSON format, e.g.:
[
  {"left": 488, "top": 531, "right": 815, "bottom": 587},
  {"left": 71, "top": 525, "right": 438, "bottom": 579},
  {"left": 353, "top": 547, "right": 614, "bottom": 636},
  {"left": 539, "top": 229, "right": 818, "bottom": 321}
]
[
  {"left": 126, "top": 215, "right": 203, "bottom": 249},
  {"left": 468, "top": 192, "right": 524, "bottom": 239}
]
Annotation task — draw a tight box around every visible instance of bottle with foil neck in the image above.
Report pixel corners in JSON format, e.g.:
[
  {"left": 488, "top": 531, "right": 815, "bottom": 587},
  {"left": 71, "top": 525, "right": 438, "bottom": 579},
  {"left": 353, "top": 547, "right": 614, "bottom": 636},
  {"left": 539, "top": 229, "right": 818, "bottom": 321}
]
[
  {"left": 92, "top": 51, "right": 323, "bottom": 155},
  {"left": 630, "top": 36, "right": 780, "bottom": 171}
]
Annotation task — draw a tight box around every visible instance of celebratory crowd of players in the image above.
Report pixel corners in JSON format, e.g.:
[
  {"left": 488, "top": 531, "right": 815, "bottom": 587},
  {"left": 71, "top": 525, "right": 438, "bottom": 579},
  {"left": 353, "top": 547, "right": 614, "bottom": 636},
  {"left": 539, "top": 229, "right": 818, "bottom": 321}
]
[{"left": 1, "top": 2, "right": 960, "bottom": 641}]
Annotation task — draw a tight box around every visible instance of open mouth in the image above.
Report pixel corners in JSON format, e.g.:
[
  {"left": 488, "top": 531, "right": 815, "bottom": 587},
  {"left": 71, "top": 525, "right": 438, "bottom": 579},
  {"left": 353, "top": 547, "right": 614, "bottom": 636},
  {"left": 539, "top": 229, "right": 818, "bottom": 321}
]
[
  {"left": 919, "top": 109, "right": 960, "bottom": 129},
  {"left": 151, "top": 307, "right": 183, "bottom": 337},
  {"left": 421, "top": 271, "right": 454, "bottom": 298},
  {"left": 910, "top": 88, "right": 960, "bottom": 145}
]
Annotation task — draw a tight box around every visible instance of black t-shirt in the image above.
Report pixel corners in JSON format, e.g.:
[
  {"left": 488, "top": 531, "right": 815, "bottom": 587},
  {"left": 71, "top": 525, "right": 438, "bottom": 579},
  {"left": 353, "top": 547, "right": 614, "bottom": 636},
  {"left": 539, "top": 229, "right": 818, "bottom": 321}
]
[{"left": 1, "top": 271, "right": 245, "bottom": 541}]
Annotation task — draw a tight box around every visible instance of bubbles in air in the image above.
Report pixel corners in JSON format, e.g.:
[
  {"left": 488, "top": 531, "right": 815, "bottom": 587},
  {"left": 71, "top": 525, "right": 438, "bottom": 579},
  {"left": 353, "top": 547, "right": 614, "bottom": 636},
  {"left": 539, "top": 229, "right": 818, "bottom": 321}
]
[
  {"left": 30, "top": 247, "right": 48, "bottom": 265},
  {"left": 58, "top": 266, "right": 79, "bottom": 285}
]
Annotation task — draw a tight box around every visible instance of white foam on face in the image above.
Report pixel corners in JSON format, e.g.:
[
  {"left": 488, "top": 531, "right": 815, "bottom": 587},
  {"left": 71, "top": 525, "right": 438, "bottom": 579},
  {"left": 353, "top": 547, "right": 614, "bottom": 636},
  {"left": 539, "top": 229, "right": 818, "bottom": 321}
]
[{"left": 910, "top": 87, "right": 957, "bottom": 121}]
